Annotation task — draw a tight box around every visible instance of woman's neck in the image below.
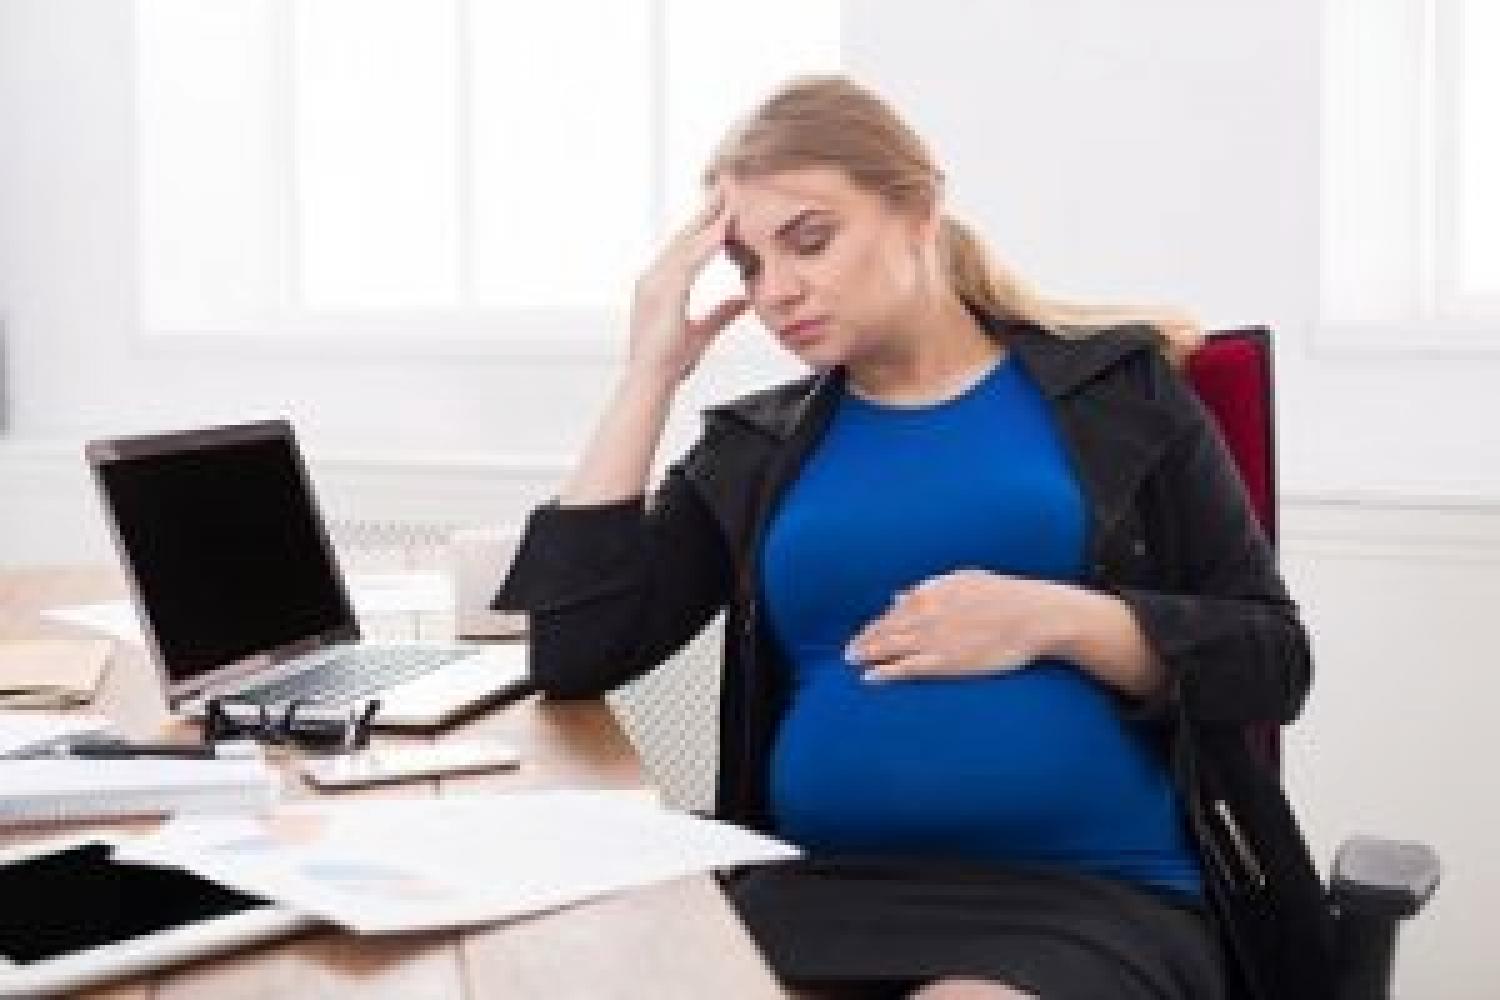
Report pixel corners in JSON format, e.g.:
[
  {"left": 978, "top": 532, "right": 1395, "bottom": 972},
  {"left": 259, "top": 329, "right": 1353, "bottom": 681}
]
[{"left": 845, "top": 293, "right": 1006, "bottom": 405}]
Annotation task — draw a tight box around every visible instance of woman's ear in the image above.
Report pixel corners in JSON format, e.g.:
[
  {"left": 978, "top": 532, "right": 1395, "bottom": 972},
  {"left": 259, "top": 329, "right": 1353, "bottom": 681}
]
[
  {"left": 902, "top": 201, "right": 945, "bottom": 279},
  {"left": 912, "top": 195, "right": 943, "bottom": 245}
]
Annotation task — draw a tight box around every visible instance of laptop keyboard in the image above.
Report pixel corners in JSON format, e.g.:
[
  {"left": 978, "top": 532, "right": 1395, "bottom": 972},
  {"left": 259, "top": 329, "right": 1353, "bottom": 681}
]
[{"left": 236, "top": 646, "right": 474, "bottom": 706}]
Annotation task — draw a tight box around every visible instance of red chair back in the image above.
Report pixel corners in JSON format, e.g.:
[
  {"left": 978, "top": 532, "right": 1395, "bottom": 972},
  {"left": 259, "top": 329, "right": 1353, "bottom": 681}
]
[{"left": 1182, "top": 328, "right": 1281, "bottom": 771}]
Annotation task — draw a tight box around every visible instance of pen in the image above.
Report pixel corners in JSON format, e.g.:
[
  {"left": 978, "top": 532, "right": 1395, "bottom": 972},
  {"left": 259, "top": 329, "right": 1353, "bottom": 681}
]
[
  {"left": 64, "top": 739, "right": 219, "bottom": 760},
  {"left": 3, "top": 735, "right": 264, "bottom": 760}
]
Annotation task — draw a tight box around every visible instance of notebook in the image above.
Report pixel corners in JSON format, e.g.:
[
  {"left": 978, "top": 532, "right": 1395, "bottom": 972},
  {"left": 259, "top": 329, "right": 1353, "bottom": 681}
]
[
  {"left": 0, "top": 755, "right": 278, "bottom": 826},
  {"left": 0, "top": 640, "right": 112, "bottom": 709}
]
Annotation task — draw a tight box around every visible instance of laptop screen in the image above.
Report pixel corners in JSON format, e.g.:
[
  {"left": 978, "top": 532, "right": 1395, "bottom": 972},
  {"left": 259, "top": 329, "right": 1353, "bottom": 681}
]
[{"left": 91, "top": 425, "right": 355, "bottom": 684}]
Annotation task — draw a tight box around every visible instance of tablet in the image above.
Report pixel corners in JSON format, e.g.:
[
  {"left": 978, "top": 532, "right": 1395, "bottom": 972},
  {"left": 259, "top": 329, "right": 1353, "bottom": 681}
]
[{"left": 0, "top": 835, "right": 314, "bottom": 998}]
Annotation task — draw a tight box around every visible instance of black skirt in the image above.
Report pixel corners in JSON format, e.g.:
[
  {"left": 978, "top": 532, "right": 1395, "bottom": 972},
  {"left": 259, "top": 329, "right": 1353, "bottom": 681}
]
[{"left": 721, "top": 855, "right": 1228, "bottom": 1000}]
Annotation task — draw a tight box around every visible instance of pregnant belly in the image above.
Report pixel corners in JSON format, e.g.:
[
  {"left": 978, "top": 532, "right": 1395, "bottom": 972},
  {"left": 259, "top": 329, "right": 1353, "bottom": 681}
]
[{"left": 768, "top": 659, "right": 1176, "bottom": 859}]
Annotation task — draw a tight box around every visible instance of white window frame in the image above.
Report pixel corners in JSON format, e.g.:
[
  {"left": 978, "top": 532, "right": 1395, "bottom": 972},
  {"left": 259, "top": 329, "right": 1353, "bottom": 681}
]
[
  {"left": 1317, "top": 0, "right": 1500, "bottom": 356},
  {"left": 1432, "top": 0, "right": 1500, "bottom": 324},
  {"left": 129, "top": 1, "right": 839, "bottom": 362}
]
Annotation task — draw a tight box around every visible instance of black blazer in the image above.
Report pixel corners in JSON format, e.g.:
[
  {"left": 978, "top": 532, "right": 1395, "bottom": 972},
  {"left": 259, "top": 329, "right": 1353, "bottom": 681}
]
[{"left": 492, "top": 308, "right": 1338, "bottom": 1000}]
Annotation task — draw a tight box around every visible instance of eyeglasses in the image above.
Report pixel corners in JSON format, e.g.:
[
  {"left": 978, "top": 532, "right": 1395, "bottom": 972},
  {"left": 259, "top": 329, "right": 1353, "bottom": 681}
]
[{"left": 203, "top": 696, "right": 380, "bottom": 755}]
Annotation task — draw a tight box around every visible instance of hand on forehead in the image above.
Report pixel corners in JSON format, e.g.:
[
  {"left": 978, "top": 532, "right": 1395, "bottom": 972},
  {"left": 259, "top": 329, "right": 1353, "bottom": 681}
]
[{"left": 717, "top": 168, "right": 845, "bottom": 247}]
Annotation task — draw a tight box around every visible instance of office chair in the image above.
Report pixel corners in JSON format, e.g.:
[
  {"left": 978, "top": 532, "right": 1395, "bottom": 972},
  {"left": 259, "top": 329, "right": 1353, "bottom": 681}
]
[
  {"left": 1185, "top": 328, "right": 1439, "bottom": 1000},
  {"left": 604, "top": 328, "right": 1441, "bottom": 999}
]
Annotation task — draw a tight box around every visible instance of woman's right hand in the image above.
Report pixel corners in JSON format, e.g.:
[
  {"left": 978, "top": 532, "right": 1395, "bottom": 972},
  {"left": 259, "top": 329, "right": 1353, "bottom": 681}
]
[{"left": 627, "top": 186, "right": 749, "bottom": 386}]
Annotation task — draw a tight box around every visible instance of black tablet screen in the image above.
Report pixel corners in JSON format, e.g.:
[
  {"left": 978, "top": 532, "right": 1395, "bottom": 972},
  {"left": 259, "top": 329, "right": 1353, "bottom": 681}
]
[{"left": 0, "top": 843, "right": 271, "bottom": 965}]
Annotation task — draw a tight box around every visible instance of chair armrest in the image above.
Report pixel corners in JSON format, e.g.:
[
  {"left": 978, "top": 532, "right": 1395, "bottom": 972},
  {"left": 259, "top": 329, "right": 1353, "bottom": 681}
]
[
  {"left": 1330, "top": 835, "right": 1440, "bottom": 920},
  {"left": 1329, "top": 836, "right": 1440, "bottom": 1000}
]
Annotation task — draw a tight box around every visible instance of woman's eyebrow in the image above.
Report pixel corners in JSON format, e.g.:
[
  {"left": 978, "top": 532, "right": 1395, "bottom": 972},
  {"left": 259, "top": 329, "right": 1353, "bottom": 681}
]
[
  {"left": 774, "top": 207, "right": 831, "bottom": 237},
  {"left": 725, "top": 208, "right": 832, "bottom": 259}
]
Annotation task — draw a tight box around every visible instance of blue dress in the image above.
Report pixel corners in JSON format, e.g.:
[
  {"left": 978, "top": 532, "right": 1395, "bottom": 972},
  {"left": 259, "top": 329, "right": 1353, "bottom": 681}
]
[{"left": 760, "top": 352, "right": 1201, "bottom": 898}]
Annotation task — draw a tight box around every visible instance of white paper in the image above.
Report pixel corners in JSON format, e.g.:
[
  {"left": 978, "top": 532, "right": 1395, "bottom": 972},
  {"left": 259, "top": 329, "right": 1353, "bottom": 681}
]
[
  {"left": 41, "top": 601, "right": 144, "bottom": 643},
  {"left": 41, "top": 572, "right": 459, "bottom": 644},
  {"left": 0, "top": 711, "right": 114, "bottom": 757},
  {"left": 115, "top": 790, "right": 800, "bottom": 934}
]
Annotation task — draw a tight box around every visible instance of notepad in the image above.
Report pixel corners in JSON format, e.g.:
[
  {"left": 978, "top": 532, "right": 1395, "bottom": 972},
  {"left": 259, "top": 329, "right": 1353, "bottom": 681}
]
[
  {"left": 0, "top": 639, "right": 112, "bottom": 708},
  {"left": 0, "top": 756, "right": 279, "bottom": 826},
  {"left": 0, "top": 712, "right": 114, "bottom": 759}
]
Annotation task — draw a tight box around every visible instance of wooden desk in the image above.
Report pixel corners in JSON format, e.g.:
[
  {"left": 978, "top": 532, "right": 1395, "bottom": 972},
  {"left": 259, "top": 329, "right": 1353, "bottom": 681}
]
[{"left": 0, "top": 566, "right": 786, "bottom": 999}]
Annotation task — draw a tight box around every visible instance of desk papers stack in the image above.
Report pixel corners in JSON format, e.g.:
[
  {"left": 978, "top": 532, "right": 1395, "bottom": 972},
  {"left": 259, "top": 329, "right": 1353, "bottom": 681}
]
[
  {"left": 0, "top": 754, "right": 279, "bottom": 825},
  {"left": 0, "top": 639, "right": 112, "bottom": 708},
  {"left": 114, "top": 790, "right": 801, "bottom": 934}
]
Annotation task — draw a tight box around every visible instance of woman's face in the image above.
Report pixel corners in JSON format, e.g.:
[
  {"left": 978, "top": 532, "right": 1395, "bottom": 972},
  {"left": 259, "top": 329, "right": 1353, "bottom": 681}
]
[{"left": 719, "top": 165, "right": 937, "bottom": 366}]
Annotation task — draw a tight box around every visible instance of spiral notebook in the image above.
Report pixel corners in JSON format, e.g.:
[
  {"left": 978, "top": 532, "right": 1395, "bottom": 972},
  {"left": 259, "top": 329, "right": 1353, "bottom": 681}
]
[{"left": 0, "top": 756, "right": 278, "bottom": 826}]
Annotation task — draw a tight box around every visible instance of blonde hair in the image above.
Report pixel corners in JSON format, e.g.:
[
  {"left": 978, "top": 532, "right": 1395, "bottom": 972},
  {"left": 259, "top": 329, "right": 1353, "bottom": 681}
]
[{"left": 703, "top": 74, "right": 1204, "bottom": 364}]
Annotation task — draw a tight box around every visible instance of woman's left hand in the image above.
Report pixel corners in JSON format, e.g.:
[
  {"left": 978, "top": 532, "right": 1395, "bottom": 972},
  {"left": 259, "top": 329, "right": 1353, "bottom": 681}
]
[{"left": 844, "top": 569, "right": 1076, "bottom": 682}]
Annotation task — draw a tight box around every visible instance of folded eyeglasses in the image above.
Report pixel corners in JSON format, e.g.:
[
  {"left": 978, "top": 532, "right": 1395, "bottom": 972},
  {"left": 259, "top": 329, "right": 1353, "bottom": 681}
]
[{"left": 203, "top": 696, "right": 380, "bottom": 755}]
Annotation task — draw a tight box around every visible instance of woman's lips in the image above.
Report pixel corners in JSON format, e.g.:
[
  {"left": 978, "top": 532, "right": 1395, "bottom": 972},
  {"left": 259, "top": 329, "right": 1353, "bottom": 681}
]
[{"left": 781, "top": 317, "right": 827, "bottom": 343}]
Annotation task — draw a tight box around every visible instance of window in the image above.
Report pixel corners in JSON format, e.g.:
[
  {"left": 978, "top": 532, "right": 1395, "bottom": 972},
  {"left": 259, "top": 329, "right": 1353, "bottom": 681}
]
[
  {"left": 1320, "top": 0, "right": 1500, "bottom": 348},
  {"left": 134, "top": 0, "right": 839, "bottom": 346},
  {"left": 1445, "top": 0, "right": 1500, "bottom": 313}
]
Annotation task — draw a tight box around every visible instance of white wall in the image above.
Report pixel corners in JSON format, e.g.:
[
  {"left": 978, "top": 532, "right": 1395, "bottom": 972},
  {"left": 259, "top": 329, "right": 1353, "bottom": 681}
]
[
  {"left": 2, "top": 1, "right": 1496, "bottom": 994},
  {"left": 1278, "top": 510, "right": 1496, "bottom": 997}
]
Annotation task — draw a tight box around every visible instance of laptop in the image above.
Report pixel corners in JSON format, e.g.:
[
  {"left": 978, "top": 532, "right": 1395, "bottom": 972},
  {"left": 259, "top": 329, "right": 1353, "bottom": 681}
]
[{"left": 85, "top": 419, "right": 532, "bottom": 729}]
